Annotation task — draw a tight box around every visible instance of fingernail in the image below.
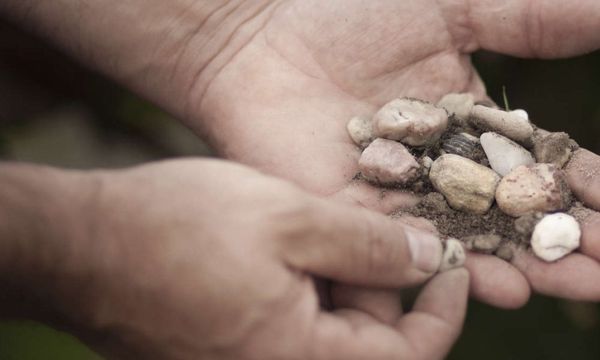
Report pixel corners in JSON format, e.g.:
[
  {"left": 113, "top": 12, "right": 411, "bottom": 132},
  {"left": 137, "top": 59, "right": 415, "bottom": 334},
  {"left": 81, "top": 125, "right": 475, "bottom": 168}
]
[{"left": 404, "top": 227, "right": 443, "bottom": 273}]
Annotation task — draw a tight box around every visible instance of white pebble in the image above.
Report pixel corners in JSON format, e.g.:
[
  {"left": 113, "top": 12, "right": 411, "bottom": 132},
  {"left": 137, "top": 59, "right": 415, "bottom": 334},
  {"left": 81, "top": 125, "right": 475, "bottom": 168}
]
[
  {"left": 480, "top": 132, "right": 535, "bottom": 176},
  {"left": 510, "top": 109, "right": 529, "bottom": 121},
  {"left": 531, "top": 213, "right": 581, "bottom": 262},
  {"left": 439, "top": 239, "right": 466, "bottom": 272}
]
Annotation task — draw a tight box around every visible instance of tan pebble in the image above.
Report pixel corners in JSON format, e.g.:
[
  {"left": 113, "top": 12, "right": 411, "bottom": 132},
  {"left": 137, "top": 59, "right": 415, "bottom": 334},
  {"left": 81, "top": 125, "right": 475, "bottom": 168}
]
[
  {"left": 373, "top": 98, "right": 448, "bottom": 146},
  {"left": 514, "top": 212, "right": 544, "bottom": 238},
  {"left": 347, "top": 115, "right": 374, "bottom": 148},
  {"left": 496, "top": 164, "right": 572, "bottom": 217},
  {"left": 463, "top": 234, "right": 502, "bottom": 254},
  {"left": 358, "top": 139, "right": 420, "bottom": 185},
  {"left": 437, "top": 93, "right": 475, "bottom": 127},
  {"left": 429, "top": 154, "right": 500, "bottom": 214},
  {"left": 439, "top": 239, "right": 466, "bottom": 272},
  {"left": 533, "top": 131, "right": 573, "bottom": 168},
  {"left": 469, "top": 105, "right": 534, "bottom": 144},
  {"left": 495, "top": 245, "right": 515, "bottom": 262}
]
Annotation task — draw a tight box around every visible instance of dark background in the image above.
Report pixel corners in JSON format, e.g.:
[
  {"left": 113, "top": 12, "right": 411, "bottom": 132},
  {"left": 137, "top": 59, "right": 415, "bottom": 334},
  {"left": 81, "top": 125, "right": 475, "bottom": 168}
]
[{"left": 1, "top": 19, "right": 600, "bottom": 360}]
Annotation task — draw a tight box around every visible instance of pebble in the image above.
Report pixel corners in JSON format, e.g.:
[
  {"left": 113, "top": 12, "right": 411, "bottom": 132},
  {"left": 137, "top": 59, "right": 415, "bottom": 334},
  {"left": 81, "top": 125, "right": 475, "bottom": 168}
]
[
  {"left": 531, "top": 213, "right": 581, "bottom": 262},
  {"left": 429, "top": 154, "right": 501, "bottom": 214},
  {"left": 496, "top": 164, "right": 572, "bottom": 217},
  {"left": 480, "top": 132, "right": 535, "bottom": 176},
  {"left": 464, "top": 234, "right": 502, "bottom": 254},
  {"left": 347, "top": 115, "right": 374, "bottom": 148},
  {"left": 514, "top": 212, "right": 544, "bottom": 241},
  {"left": 442, "top": 132, "right": 483, "bottom": 161},
  {"left": 510, "top": 109, "right": 529, "bottom": 120},
  {"left": 437, "top": 93, "right": 475, "bottom": 127},
  {"left": 358, "top": 138, "right": 420, "bottom": 185},
  {"left": 495, "top": 245, "right": 515, "bottom": 262},
  {"left": 533, "top": 131, "right": 573, "bottom": 168},
  {"left": 469, "top": 105, "right": 534, "bottom": 144},
  {"left": 373, "top": 98, "right": 449, "bottom": 146},
  {"left": 439, "top": 238, "right": 466, "bottom": 272}
]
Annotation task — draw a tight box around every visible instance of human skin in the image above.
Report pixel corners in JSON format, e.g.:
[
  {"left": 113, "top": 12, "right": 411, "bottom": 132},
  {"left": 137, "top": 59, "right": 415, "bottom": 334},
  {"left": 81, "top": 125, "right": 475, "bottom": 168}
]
[
  {"left": 0, "top": 160, "right": 468, "bottom": 359},
  {"left": 2, "top": 0, "right": 600, "bottom": 315}
]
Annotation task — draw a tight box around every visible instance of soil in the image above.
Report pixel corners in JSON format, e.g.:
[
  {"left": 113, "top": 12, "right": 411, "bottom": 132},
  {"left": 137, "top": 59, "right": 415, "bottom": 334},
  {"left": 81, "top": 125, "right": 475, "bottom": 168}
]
[{"left": 382, "top": 116, "right": 595, "bottom": 260}]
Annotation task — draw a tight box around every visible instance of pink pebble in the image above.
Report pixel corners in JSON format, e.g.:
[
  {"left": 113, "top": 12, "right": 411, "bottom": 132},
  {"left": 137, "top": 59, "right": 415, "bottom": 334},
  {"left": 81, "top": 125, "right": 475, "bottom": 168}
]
[{"left": 359, "top": 138, "right": 420, "bottom": 185}]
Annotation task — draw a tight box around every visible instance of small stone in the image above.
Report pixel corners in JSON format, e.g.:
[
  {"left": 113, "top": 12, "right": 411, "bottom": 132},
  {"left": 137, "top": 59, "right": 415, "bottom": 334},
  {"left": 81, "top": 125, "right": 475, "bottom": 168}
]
[
  {"left": 419, "top": 156, "right": 434, "bottom": 176},
  {"left": 420, "top": 192, "right": 451, "bottom": 213},
  {"left": 480, "top": 132, "right": 535, "bottom": 176},
  {"left": 496, "top": 164, "right": 572, "bottom": 217},
  {"left": 495, "top": 245, "right": 514, "bottom": 262},
  {"left": 510, "top": 109, "right": 529, "bottom": 120},
  {"left": 421, "top": 156, "right": 433, "bottom": 169},
  {"left": 514, "top": 212, "right": 544, "bottom": 240},
  {"left": 358, "top": 139, "right": 420, "bottom": 185},
  {"left": 347, "top": 115, "right": 374, "bottom": 148},
  {"left": 429, "top": 154, "right": 501, "bottom": 214},
  {"left": 437, "top": 93, "right": 475, "bottom": 127},
  {"left": 439, "top": 238, "right": 466, "bottom": 272},
  {"left": 373, "top": 98, "right": 449, "bottom": 146},
  {"left": 464, "top": 234, "right": 502, "bottom": 254},
  {"left": 442, "top": 132, "right": 484, "bottom": 161},
  {"left": 469, "top": 105, "right": 534, "bottom": 144},
  {"left": 531, "top": 213, "right": 581, "bottom": 262},
  {"left": 533, "top": 131, "right": 573, "bottom": 168}
]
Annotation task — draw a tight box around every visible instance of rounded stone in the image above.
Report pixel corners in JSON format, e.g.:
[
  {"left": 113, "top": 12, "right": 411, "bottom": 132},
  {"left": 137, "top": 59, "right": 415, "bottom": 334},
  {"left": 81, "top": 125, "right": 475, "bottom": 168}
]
[
  {"left": 347, "top": 115, "right": 374, "bottom": 148},
  {"left": 437, "top": 93, "right": 475, "bottom": 126},
  {"left": 480, "top": 132, "right": 535, "bottom": 176},
  {"left": 358, "top": 138, "right": 420, "bottom": 185},
  {"left": 469, "top": 105, "right": 534, "bottom": 144},
  {"left": 464, "top": 234, "right": 502, "bottom": 254},
  {"left": 533, "top": 131, "right": 573, "bottom": 168},
  {"left": 531, "top": 213, "right": 581, "bottom": 262},
  {"left": 373, "top": 98, "right": 449, "bottom": 146},
  {"left": 495, "top": 164, "right": 572, "bottom": 217},
  {"left": 429, "top": 154, "right": 501, "bottom": 214},
  {"left": 495, "top": 245, "right": 515, "bottom": 262},
  {"left": 439, "top": 239, "right": 466, "bottom": 272}
]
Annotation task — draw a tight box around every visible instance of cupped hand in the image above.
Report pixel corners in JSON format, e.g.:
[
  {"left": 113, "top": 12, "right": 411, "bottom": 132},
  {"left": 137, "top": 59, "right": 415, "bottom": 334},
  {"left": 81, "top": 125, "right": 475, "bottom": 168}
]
[
  {"left": 54, "top": 159, "right": 468, "bottom": 359},
  {"left": 189, "top": 0, "right": 599, "bottom": 308},
  {"left": 511, "top": 149, "right": 600, "bottom": 300}
]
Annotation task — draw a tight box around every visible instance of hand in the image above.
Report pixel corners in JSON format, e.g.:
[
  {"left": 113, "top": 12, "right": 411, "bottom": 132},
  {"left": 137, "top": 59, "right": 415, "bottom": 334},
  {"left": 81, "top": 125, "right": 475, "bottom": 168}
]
[
  {"left": 511, "top": 149, "right": 600, "bottom": 300},
  {"left": 27, "top": 159, "right": 468, "bottom": 359},
  {"left": 186, "top": 0, "right": 600, "bottom": 307}
]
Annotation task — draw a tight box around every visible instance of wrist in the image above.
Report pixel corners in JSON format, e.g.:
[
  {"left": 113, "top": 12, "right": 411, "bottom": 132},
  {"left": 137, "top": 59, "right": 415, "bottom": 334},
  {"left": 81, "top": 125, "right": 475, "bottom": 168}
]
[{"left": 0, "top": 163, "right": 101, "bottom": 322}]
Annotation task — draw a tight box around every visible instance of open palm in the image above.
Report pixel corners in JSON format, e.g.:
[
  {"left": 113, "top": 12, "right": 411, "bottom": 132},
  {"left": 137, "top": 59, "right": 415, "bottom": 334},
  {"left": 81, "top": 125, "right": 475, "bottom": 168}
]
[{"left": 189, "top": 0, "right": 600, "bottom": 308}]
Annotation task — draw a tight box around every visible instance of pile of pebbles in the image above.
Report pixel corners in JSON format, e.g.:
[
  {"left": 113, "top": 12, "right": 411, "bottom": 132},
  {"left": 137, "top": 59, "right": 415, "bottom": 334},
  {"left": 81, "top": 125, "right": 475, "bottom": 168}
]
[{"left": 347, "top": 94, "right": 591, "bottom": 270}]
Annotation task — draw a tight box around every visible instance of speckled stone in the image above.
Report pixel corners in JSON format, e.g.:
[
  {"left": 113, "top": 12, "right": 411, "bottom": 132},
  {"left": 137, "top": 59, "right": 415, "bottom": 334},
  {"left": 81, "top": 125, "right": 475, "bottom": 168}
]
[
  {"left": 495, "top": 164, "right": 572, "bottom": 217},
  {"left": 358, "top": 138, "right": 420, "bottom": 185}
]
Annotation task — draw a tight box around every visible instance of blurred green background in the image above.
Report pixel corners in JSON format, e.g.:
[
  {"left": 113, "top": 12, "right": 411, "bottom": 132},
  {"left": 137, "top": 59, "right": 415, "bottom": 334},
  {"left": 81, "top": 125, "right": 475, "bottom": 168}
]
[{"left": 1, "top": 17, "right": 600, "bottom": 360}]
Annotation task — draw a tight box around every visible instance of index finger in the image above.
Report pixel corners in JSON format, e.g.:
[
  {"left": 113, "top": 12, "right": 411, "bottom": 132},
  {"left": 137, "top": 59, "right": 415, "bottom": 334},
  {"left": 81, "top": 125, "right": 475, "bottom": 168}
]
[{"left": 312, "top": 269, "right": 469, "bottom": 360}]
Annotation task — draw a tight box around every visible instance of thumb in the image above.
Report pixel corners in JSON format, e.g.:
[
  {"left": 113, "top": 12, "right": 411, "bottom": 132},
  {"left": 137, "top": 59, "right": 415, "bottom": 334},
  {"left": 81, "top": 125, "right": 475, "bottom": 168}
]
[{"left": 280, "top": 198, "right": 443, "bottom": 288}]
